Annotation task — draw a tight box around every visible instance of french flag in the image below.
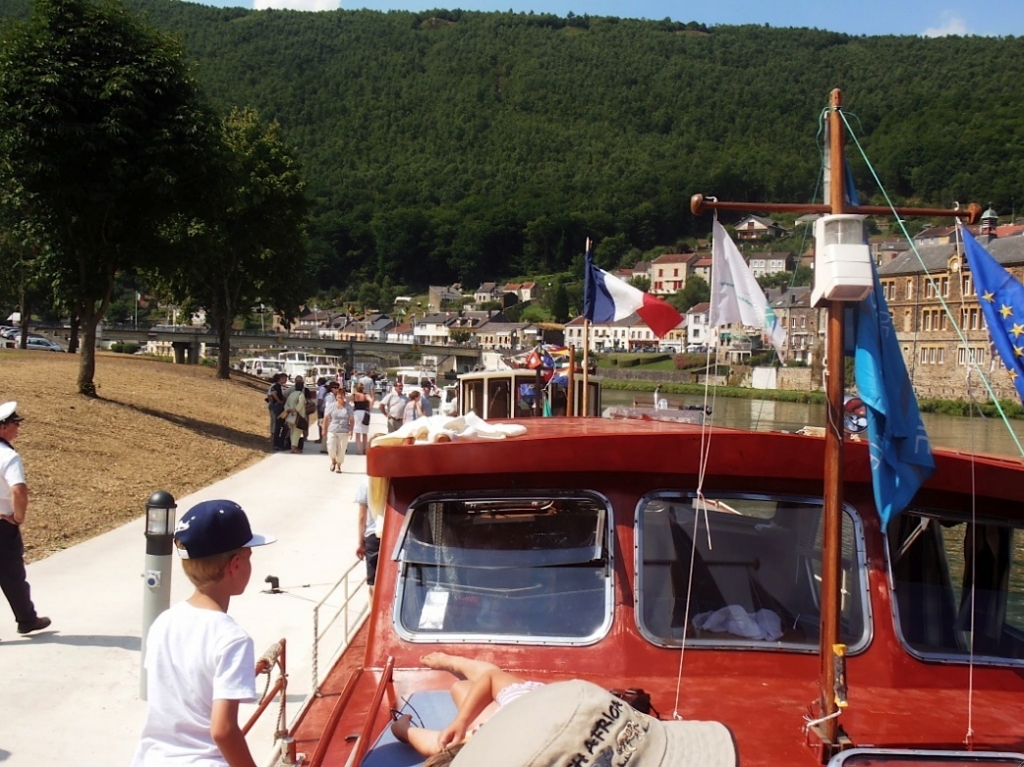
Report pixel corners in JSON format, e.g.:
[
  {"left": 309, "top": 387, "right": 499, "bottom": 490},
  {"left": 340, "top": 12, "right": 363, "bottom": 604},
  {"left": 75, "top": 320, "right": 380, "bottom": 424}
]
[{"left": 583, "top": 251, "right": 683, "bottom": 338}]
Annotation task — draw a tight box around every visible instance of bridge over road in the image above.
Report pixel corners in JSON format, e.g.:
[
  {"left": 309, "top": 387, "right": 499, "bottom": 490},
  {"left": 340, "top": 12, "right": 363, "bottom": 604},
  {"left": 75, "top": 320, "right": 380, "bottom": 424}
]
[{"left": 95, "top": 325, "right": 483, "bottom": 372}]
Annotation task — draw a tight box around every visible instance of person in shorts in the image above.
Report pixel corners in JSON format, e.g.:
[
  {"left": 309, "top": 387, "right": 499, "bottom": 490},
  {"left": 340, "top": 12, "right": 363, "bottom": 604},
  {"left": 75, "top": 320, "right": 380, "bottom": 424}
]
[{"left": 355, "top": 476, "right": 379, "bottom": 597}]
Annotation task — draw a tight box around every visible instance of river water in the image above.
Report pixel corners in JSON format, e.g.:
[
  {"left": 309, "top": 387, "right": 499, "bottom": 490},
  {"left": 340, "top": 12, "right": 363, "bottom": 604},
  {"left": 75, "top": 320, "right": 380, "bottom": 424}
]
[{"left": 601, "top": 389, "right": 1024, "bottom": 459}]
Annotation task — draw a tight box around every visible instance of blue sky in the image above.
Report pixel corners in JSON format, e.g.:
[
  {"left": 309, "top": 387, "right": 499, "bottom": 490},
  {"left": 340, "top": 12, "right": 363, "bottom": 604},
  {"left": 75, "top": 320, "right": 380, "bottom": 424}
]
[{"left": 224, "top": 0, "right": 1024, "bottom": 37}]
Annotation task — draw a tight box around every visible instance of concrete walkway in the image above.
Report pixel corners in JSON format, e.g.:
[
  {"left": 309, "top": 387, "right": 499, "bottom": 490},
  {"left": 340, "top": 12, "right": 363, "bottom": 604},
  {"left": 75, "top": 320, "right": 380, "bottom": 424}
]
[{"left": 0, "top": 416, "right": 379, "bottom": 767}]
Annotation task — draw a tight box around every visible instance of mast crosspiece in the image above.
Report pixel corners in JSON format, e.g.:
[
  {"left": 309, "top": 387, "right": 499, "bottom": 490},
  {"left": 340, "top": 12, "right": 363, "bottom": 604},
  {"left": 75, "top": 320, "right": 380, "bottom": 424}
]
[{"left": 690, "top": 89, "right": 979, "bottom": 760}]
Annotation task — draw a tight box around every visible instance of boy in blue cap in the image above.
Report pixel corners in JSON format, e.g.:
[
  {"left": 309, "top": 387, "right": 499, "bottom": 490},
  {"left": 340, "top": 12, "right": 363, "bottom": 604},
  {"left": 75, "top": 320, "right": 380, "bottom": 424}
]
[{"left": 132, "top": 500, "right": 275, "bottom": 767}]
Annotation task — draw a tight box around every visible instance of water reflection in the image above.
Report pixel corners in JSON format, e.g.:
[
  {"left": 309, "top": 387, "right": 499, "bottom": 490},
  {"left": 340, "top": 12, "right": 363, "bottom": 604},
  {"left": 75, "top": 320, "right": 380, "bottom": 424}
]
[{"left": 601, "top": 389, "right": 1024, "bottom": 459}]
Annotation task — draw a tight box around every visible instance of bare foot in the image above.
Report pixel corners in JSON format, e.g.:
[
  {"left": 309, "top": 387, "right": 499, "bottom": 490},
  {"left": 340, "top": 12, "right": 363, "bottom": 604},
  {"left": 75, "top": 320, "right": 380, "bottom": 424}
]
[
  {"left": 391, "top": 713, "right": 413, "bottom": 742},
  {"left": 421, "top": 652, "right": 459, "bottom": 673}
]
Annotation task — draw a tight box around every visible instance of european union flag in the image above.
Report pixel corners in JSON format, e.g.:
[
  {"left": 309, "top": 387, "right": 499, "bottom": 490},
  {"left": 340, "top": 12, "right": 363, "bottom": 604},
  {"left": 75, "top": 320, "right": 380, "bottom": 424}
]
[
  {"left": 852, "top": 262, "right": 935, "bottom": 529},
  {"left": 961, "top": 228, "right": 1024, "bottom": 403}
]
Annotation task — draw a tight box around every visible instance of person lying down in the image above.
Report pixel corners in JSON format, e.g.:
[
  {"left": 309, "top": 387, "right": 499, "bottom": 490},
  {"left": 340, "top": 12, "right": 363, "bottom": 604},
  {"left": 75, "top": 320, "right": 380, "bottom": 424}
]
[{"left": 391, "top": 652, "right": 737, "bottom": 767}]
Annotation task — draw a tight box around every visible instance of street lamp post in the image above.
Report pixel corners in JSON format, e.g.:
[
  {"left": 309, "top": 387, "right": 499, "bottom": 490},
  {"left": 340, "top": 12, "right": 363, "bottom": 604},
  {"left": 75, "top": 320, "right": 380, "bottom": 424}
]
[{"left": 140, "top": 490, "right": 177, "bottom": 700}]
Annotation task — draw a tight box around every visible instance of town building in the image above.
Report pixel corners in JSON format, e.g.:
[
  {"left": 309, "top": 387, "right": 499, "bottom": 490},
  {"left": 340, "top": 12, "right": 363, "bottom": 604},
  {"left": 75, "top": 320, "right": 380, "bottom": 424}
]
[
  {"left": 880, "top": 227, "right": 1024, "bottom": 401},
  {"left": 733, "top": 214, "right": 788, "bottom": 241},
  {"left": 650, "top": 253, "right": 694, "bottom": 295},
  {"left": 770, "top": 287, "right": 819, "bottom": 365}
]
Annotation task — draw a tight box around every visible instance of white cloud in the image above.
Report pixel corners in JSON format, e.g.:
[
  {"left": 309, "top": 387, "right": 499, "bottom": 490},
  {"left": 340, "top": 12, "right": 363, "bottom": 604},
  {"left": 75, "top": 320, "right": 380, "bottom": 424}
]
[
  {"left": 254, "top": 0, "right": 338, "bottom": 9},
  {"left": 922, "top": 12, "right": 970, "bottom": 37}
]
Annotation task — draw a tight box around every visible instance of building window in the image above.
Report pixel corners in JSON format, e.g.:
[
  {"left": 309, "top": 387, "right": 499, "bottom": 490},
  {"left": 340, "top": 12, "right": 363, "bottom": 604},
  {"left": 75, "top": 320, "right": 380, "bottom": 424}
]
[
  {"left": 958, "top": 346, "right": 987, "bottom": 366},
  {"left": 906, "top": 279, "right": 913, "bottom": 300},
  {"left": 963, "top": 274, "right": 974, "bottom": 296}
]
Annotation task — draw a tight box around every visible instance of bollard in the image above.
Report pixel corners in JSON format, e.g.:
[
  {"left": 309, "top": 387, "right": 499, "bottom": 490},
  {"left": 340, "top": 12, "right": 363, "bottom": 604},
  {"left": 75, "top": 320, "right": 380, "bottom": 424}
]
[{"left": 140, "top": 490, "right": 177, "bottom": 700}]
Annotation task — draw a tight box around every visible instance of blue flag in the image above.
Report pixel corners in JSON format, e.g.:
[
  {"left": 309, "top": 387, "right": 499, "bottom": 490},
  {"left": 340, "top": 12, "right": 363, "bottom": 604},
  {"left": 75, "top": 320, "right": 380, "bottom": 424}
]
[
  {"left": 852, "top": 263, "right": 935, "bottom": 529},
  {"left": 961, "top": 228, "right": 1024, "bottom": 403}
]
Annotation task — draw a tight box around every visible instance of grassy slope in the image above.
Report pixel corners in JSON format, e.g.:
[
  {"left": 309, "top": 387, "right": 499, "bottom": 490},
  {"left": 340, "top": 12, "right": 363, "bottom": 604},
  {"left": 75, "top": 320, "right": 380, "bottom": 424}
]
[{"left": 1, "top": 350, "right": 268, "bottom": 561}]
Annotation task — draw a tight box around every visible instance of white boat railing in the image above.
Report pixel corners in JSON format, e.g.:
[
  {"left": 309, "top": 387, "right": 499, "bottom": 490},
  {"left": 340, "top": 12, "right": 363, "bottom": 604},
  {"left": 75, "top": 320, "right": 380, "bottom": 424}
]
[{"left": 310, "top": 558, "right": 371, "bottom": 697}]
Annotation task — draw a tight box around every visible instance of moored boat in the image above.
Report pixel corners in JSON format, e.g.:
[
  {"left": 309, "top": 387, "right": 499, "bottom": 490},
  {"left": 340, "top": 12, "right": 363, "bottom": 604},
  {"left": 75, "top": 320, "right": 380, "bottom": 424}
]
[
  {"left": 287, "top": 419, "right": 1024, "bottom": 766},
  {"left": 278, "top": 90, "right": 1024, "bottom": 767}
]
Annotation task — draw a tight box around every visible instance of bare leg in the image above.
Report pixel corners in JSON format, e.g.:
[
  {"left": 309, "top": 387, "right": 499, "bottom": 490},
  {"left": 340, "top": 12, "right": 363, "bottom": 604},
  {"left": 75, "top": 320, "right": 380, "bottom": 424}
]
[
  {"left": 391, "top": 715, "right": 443, "bottom": 757},
  {"left": 421, "top": 652, "right": 499, "bottom": 681},
  {"left": 424, "top": 652, "right": 526, "bottom": 708}
]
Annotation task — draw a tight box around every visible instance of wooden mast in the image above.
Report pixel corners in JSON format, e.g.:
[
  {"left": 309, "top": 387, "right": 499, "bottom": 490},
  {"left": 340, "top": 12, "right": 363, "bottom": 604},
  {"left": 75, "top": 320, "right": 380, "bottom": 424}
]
[
  {"left": 818, "top": 87, "right": 846, "bottom": 746},
  {"left": 690, "top": 88, "right": 979, "bottom": 757}
]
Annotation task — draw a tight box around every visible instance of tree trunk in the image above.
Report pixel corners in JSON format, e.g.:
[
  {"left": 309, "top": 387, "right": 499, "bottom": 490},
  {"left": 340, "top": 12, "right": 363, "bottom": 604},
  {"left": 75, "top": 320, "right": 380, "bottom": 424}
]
[
  {"left": 17, "top": 294, "right": 30, "bottom": 349},
  {"left": 78, "top": 304, "right": 99, "bottom": 396},
  {"left": 216, "top": 312, "right": 231, "bottom": 380},
  {"left": 68, "top": 315, "right": 80, "bottom": 354}
]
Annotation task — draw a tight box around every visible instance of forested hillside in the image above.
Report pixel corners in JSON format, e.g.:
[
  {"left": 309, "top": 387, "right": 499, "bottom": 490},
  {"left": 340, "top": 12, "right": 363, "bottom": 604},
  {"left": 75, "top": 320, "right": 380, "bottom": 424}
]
[{"left": 4, "top": 0, "right": 1023, "bottom": 293}]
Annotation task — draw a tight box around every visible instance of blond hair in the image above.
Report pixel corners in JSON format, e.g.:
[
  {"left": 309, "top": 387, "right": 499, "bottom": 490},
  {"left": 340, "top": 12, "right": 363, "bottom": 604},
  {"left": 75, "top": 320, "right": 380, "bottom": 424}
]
[{"left": 177, "top": 544, "right": 245, "bottom": 588}]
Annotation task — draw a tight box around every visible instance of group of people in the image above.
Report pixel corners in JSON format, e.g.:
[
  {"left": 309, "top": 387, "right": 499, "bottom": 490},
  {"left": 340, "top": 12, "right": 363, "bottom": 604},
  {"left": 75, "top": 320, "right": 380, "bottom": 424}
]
[
  {"left": 265, "top": 374, "right": 374, "bottom": 461},
  {"left": 378, "top": 380, "right": 436, "bottom": 432}
]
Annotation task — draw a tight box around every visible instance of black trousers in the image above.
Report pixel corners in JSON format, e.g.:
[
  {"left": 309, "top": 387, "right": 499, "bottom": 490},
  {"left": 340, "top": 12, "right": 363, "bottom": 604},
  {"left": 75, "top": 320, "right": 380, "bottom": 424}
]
[{"left": 0, "top": 520, "right": 38, "bottom": 626}]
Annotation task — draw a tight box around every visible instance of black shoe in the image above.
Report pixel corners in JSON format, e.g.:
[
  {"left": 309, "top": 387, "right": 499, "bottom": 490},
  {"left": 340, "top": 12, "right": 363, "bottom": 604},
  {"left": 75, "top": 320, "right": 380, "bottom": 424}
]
[{"left": 17, "top": 616, "right": 51, "bottom": 634}]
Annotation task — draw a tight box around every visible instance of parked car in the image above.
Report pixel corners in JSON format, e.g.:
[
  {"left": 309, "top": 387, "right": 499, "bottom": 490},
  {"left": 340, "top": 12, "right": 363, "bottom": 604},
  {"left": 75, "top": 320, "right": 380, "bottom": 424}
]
[{"left": 25, "top": 337, "right": 63, "bottom": 352}]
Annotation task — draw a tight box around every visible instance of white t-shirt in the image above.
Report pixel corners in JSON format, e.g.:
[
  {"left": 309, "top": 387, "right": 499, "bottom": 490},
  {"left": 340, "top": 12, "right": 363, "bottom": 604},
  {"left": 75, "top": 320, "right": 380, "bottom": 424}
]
[
  {"left": 355, "top": 476, "right": 375, "bottom": 537},
  {"left": 132, "top": 601, "right": 257, "bottom": 767},
  {"left": 0, "top": 440, "right": 25, "bottom": 520}
]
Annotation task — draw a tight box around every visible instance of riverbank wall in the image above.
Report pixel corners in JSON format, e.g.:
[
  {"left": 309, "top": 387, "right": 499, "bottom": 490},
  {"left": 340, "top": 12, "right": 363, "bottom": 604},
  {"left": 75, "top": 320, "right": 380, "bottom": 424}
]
[{"left": 600, "top": 366, "right": 819, "bottom": 392}]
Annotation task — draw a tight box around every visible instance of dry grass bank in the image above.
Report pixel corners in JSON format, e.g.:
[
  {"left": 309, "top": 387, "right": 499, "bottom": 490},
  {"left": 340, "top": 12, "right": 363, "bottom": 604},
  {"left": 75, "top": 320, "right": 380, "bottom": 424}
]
[{"left": 0, "top": 350, "right": 269, "bottom": 561}]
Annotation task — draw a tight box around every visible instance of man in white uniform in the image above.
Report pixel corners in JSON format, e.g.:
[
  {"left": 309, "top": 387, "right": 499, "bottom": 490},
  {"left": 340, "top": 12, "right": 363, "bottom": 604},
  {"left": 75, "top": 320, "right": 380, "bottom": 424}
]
[{"left": 0, "top": 401, "right": 51, "bottom": 638}]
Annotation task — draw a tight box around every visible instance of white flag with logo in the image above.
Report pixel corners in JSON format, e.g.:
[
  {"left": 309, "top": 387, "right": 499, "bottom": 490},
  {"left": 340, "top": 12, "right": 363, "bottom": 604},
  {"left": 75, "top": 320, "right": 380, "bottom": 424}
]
[{"left": 710, "top": 220, "right": 786, "bottom": 360}]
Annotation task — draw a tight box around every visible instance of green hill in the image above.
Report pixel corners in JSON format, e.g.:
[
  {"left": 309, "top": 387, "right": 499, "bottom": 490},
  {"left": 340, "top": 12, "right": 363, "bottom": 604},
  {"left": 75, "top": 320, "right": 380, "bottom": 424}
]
[{"left": 3, "top": 0, "right": 1024, "bottom": 292}]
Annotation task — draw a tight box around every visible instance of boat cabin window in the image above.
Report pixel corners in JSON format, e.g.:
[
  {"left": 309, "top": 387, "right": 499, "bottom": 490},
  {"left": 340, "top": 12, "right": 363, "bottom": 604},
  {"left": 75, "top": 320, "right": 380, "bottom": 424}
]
[
  {"left": 888, "top": 510, "right": 1024, "bottom": 664},
  {"left": 637, "top": 493, "right": 868, "bottom": 651},
  {"left": 394, "top": 493, "right": 613, "bottom": 644}
]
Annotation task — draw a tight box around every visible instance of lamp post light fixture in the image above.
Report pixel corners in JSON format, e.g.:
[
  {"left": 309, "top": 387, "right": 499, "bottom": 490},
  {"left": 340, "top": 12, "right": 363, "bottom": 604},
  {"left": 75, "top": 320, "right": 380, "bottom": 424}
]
[{"left": 140, "top": 490, "right": 177, "bottom": 700}]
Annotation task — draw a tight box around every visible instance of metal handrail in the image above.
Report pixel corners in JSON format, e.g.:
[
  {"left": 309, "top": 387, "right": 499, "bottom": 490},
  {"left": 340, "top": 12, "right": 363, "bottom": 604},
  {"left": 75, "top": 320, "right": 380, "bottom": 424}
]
[{"left": 311, "top": 557, "right": 371, "bottom": 696}]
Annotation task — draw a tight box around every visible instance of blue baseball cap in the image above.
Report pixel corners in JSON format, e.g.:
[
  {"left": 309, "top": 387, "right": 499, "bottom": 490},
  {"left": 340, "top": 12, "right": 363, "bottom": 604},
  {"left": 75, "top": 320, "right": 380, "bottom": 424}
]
[{"left": 174, "top": 500, "right": 276, "bottom": 559}]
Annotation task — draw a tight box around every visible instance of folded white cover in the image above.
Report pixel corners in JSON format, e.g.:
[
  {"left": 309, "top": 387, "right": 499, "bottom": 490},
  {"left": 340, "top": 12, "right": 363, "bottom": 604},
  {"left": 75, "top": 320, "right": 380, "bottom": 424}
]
[{"left": 369, "top": 412, "right": 527, "bottom": 447}]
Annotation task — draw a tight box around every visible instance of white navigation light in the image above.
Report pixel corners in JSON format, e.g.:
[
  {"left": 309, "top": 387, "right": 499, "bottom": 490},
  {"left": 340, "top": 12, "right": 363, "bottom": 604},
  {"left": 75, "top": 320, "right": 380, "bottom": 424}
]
[{"left": 812, "top": 214, "right": 872, "bottom": 305}]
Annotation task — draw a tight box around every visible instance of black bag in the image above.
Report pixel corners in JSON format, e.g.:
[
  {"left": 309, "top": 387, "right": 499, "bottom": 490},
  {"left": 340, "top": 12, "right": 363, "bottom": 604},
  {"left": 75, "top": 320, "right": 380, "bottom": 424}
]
[
  {"left": 296, "top": 415, "right": 309, "bottom": 431},
  {"left": 362, "top": 411, "right": 371, "bottom": 426}
]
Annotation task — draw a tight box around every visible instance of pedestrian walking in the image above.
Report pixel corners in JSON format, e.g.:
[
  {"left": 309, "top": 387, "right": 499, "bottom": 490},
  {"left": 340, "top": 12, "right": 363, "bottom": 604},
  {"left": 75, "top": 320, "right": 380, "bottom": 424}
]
[{"left": 0, "top": 402, "right": 51, "bottom": 639}]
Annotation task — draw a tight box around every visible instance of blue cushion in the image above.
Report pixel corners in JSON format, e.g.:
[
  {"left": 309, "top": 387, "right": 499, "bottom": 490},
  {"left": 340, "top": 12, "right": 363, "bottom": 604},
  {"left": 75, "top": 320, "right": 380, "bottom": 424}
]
[{"left": 361, "top": 691, "right": 458, "bottom": 767}]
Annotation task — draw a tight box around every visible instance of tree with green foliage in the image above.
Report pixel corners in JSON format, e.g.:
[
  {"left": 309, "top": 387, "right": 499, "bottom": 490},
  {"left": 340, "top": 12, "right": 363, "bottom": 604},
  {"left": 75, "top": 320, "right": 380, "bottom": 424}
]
[
  {"left": 550, "top": 282, "right": 570, "bottom": 323},
  {"left": 758, "top": 265, "right": 813, "bottom": 290},
  {"left": 158, "top": 107, "right": 308, "bottom": 379},
  {"left": 629, "top": 275, "right": 651, "bottom": 293},
  {"left": 667, "top": 274, "right": 710, "bottom": 313},
  {"left": 0, "top": 0, "right": 217, "bottom": 394}
]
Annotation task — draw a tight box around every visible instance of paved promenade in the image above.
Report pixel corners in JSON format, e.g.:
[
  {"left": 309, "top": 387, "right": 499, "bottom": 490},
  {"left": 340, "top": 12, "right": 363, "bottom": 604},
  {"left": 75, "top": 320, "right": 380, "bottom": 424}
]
[{"left": 0, "top": 417, "right": 377, "bottom": 767}]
